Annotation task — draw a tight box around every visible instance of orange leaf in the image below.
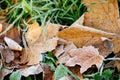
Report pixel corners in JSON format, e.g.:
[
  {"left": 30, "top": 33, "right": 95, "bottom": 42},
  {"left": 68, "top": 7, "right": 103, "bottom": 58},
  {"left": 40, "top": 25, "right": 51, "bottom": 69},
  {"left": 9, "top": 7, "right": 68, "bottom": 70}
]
[
  {"left": 83, "top": 0, "right": 120, "bottom": 34},
  {"left": 58, "top": 25, "right": 120, "bottom": 56}
]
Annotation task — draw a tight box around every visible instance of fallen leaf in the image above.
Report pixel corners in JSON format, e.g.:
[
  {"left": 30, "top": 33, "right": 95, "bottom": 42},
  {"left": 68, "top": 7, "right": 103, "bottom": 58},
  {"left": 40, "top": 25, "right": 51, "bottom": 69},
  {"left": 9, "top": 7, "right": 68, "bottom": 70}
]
[
  {"left": 1, "top": 47, "right": 14, "bottom": 63},
  {"left": 54, "top": 40, "right": 77, "bottom": 64},
  {"left": 6, "top": 27, "right": 21, "bottom": 44},
  {"left": 25, "top": 22, "right": 59, "bottom": 65},
  {"left": 42, "top": 64, "right": 53, "bottom": 80},
  {"left": 25, "top": 22, "right": 60, "bottom": 45},
  {"left": 65, "top": 46, "right": 103, "bottom": 73},
  {"left": 0, "top": 24, "right": 2, "bottom": 33},
  {"left": 54, "top": 45, "right": 65, "bottom": 58},
  {"left": 20, "top": 64, "right": 43, "bottom": 77},
  {"left": 25, "top": 22, "right": 42, "bottom": 44},
  {"left": 20, "top": 48, "right": 29, "bottom": 64},
  {"left": 27, "top": 37, "right": 58, "bottom": 65},
  {"left": 69, "top": 66, "right": 83, "bottom": 79},
  {"left": 83, "top": 0, "right": 120, "bottom": 34},
  {"left": 71, "top": 14, "right": 85, "bottom": 26},
  {"left": 4, "top": 37, "right": 22, "bottom": 51},
  {"left": 58, "top": 25, "right": 120, "bottom": 56},
  {"left": 0, "top": 68, "right": 13, "bottom": 80}
]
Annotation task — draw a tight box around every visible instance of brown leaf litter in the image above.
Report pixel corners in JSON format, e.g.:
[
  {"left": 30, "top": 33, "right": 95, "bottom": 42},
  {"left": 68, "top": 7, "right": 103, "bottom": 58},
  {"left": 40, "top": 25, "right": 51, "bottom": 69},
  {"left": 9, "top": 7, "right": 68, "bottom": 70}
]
[{"left": 83, "top": 0, "right": 120, "bottom": 34}]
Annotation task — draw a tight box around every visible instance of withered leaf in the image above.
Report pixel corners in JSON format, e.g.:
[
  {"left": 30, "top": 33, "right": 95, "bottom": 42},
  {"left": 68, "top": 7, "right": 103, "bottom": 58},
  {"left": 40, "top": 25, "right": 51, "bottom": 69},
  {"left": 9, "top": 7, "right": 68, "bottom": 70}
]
[
  {"left": 4, "top": 37, "right": 22, "bottom": 51},
  {"left": 42, "top": 64, "right": 53, "bottom": 80},
  {"left": 20, "top": 64, "right": 43, "bottom": 77},
  {"left": 1, "top": 47, "right": 14, "bottom": 63},
  {"left": 25, "top": 22, "right": 42, "bottom": 44},
  {"left": 0, "top": 68, "right": 13, "bottom": 80},
  {"left": 6, "top": 27, "right": 21, "bottom": 44},
  {"left": 83, "top": 0, "right": 120, "bottom": 34},
  {"left": 0, "top": 24, "right": 2, "bottom": 33},
  {"left": 71, "top": 14, "right": 84, "bottom": 27},
  {"left": 27, "top": 37, "right": 58, "bottom": 65},
  {"left": 65, "top": 46, "right": 103, "bottom": 73},
  {"left": 58, "top": 25, "right": 120, "bottom": 56},
  {"left": 25, "top": 22, "right": 59, "bottom": 65}
]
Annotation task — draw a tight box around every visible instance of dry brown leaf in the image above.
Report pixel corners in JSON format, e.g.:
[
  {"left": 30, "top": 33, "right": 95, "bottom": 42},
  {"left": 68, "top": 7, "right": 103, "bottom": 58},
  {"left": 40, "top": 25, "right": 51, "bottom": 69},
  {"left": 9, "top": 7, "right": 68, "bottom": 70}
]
[
  {"left": 27, "top": 37, "right": 58, "bottom": 65},
  {"left": 54, "top": 45, "right": 65, "bottom": 58},
  {"left": 69, "top": 66, "right": 83, "bottom": 79},
  {"left": 65, "top": 46, "right": 103, "bottom": 73},
  {"left": 0, "top": 68, "right": 13, "bottom": 80},
  {"left": 0, "top": 24, "right": 2, "bottom": 33},
  {"left": 71, "top": 14, "right": 84, "bottom": 26},
  {"left": 42, "top": 64, "right": 53, "bottom": 80},
  {"left": 83, "top": 0, "right": 120, "bottom": 34},
  {"left": 25, "top": 22, "right": 59, "bottom": 65},
  {"left": 25, "top": 22, "right": 60, "bottom": 45},
  {"left": 1, "top": 47, "right": 14, "bottom": 63},
  {"left": 4, "top": 37, "right": 22, "bottom": 51},
  {"left": 54, "top": 40, "right": 77, "bottom": 64},
  {"left": 58, "top": 25, "right": 120, "bottom": 56},
  {"left": 6, "top": 27, "right": 21, "bottom": 44},
  {"left": 20, "top": 64, "right": 43, "bottom": 77},
  {"left": 20, "top": 48, "right": 29, "bottom": 64},
  {"left": 25, "top": 22, "right": 42, "bottom": 44}
]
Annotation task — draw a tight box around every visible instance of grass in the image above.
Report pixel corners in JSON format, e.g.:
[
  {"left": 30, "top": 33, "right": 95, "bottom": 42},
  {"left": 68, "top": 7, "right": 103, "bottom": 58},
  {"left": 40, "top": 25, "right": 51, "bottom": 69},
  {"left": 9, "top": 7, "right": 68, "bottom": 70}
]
[{"left": 1, "top": 0, "right": 120, "bottom": 80}]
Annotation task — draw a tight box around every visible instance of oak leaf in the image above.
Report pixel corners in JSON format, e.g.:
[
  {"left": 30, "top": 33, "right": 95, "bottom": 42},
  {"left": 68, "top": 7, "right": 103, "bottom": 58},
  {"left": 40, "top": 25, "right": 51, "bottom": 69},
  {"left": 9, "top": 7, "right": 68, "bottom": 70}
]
[{"left": 65, "top": 46, "right": 104, "bottom": 73}]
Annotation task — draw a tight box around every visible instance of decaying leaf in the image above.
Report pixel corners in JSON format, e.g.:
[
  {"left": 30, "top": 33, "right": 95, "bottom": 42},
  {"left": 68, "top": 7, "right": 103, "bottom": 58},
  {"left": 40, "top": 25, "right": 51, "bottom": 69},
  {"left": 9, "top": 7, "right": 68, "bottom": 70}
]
[
  {"left": 0, "top": 68, "right": 13, "bottom": 80},
  {"left": 54, "top": 45, "right": 65, "bottom": 58},
  {"left": 25, "top": 22, "right": 60, "bottom": 45},
  {"left": 27, "top": 37, "right": 58, "bottom": 65},
  {"left": 83, "top": 0, "right": 120, "bottom": 34},
  {"left": 42, "top": 64, "right": 53, "bottom": 80},
  {"left": 1, "top": 47, "right": 14, "bottom": 63},
  {"left": 20, "top": 48, "right": 30, "bottom": 64},
  {"left": 6, "top": 27, "right": 21, "bottom": 44},
  {"left": 4, "top": 37, "right": 22, "bottom": 51},
  {"left": 54, "top": 40, "right": 77, "bottom": 64},
  {"left": 58, "top": 24, "right": 120, "bottom": 56},
  {"left": 24, "top": 22, "right": 59, "bottom": 65},
  {"left": 25, "top": 22, "right": 42, "bottom": 44},
  {"left": 65, "top": 46, "right": 103, "bottom": 73},
  {"left": 0, "top": 24, "right": 2, "bottom": 33},
  {"left": 20, "top": 64, "right": 43, "bottom": 77},
  {"left": 71, "top": 14, "right": 85, "bottom": 26}
]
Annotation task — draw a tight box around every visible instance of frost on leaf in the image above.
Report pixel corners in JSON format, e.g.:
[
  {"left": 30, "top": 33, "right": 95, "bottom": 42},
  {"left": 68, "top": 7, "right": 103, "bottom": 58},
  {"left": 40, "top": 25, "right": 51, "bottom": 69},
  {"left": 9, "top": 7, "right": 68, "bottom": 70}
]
[
  {"left": 65, "top": 46, "right": 104, "bottom": 73},
  {"left": 4, "top": 37, "right": 22, "bottom": 51},
  {"left": 83, "top": 0, "right": 120, "bottom": 34},
  {"left": 58, "top": 25, "right": 120, "bottom": 56},
  {"left": 24, "top": 22, "right": 59, "bottom": 65},
  {"left": 20, "top": 64, "right": 43, "bottom": 77}
]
